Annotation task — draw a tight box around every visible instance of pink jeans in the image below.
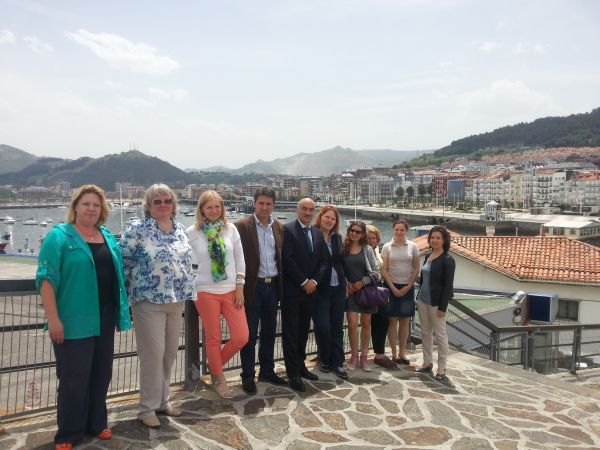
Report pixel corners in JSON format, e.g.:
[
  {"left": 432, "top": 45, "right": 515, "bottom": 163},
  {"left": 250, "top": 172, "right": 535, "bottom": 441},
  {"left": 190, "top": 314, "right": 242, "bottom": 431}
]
[{"left": 195, "top": 291, "right": 249, "bottom": 377}]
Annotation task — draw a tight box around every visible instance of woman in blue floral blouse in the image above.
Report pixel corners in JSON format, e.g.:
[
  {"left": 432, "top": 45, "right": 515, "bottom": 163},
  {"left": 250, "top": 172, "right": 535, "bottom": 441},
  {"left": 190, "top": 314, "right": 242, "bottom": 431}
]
[{"left": 120, "top": 184, "right": 195, "bottom": 429}]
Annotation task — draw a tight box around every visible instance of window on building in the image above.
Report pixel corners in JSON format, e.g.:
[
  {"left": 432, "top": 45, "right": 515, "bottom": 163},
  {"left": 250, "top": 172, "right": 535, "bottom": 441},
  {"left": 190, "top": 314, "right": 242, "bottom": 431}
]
[{"left": 557, "top": 299, "right": 579, "bottom": 321}]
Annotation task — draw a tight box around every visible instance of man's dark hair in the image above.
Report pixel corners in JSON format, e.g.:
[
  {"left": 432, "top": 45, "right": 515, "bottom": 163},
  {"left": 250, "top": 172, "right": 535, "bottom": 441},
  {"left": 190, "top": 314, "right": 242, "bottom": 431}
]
[{"left": 254, "top": 187, "right": 276, "bottom": 203}]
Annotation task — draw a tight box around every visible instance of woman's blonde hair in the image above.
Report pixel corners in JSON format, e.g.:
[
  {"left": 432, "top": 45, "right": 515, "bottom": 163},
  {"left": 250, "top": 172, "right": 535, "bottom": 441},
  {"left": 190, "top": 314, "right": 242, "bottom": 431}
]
[
  {"left": 366, "top": 224, "right": 381, "bottom": 246},
  {"left": 66, "top": 184, "right": 109, "bottom": 226},
  {"left": 142, "top": 183, "right": 178, "bottom": 219},
  {"left": 194, "top": 190, "right": 227, "bottom": 229}
]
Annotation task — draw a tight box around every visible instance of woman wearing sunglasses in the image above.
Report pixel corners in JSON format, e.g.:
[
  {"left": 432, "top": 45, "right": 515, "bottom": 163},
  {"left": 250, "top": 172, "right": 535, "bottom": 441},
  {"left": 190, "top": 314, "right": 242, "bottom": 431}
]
[
  {"left": 342, "top": 221, "right": 380, "bottom": 371},
  {"left": 120, "top": 184, "right": 196, "bottom": 429}
]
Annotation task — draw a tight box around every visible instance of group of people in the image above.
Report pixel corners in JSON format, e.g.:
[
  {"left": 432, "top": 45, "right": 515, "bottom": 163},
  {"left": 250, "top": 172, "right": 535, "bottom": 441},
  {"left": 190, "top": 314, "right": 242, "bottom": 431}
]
[{"left": 36, "top": 183, "right": 455, "bottom": 450}]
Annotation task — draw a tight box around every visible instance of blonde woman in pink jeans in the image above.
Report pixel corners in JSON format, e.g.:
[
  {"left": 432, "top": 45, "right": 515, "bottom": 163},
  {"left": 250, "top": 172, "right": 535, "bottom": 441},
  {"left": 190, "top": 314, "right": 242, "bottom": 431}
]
[{"left": 187, "top": 190, "right": 249, "bottom": 398}]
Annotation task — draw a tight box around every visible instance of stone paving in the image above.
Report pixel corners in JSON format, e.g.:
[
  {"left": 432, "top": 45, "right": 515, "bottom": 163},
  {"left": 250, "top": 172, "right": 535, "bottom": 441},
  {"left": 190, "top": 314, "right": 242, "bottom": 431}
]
[{"left": 1, "top": 352, "right": 600, "bottom": 449}]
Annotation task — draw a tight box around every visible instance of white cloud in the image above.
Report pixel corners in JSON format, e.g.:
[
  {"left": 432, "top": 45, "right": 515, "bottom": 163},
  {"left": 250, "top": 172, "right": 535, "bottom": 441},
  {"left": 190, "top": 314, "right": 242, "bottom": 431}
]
[
  {"left": 148, "top": 87, "right": 188, "bottom": 102},
  {"left": 65, "top": 29, "right": 179, "bottom": 75},
  {"left": 470, "top": 40, "right": 503, "bottom": 53},
  {"left": 105, "top": 80, "right": 126, "bottom": 89},
  {"left": 0, "top": 30, "right": 16, "bottom": 45},
  {"left": 122, "top": 97, "right": 155, "bottom": 108},
  {"left": 24, "top": 35, "right": 54, "bottom": 53},
  {"left": 515, "top": 42, "right": 546, "bottom": 55},
  {"left": 478, "top": 41, "right": 503, "bottom": 53},
  {"left": 456, "top": 79, "right": 558, "bottom": 126},
  {"left": 57, "top": 94, "right": 95, "bottom": 116}
]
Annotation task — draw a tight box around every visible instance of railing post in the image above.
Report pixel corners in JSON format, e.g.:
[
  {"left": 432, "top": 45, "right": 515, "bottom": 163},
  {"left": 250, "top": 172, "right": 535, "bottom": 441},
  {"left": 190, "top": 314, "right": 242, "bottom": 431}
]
[
  {"left": 570, "top": 326, "right": 582, "bottom": 375},
  {"left": 526, "top": 331, "right": 535, "bottom": 371},
  {"left": 184, "top": 301, "right": 201, "bottom": 390},
  {"left": 490, "top": 330, "right": 498, "bottom": 361}
]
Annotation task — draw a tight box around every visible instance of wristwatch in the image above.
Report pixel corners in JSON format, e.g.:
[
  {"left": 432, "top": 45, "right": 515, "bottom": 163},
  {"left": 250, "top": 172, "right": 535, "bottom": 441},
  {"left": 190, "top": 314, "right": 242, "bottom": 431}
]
[{"left": 236, "top": 278, "right": 245, "bottom": 285}]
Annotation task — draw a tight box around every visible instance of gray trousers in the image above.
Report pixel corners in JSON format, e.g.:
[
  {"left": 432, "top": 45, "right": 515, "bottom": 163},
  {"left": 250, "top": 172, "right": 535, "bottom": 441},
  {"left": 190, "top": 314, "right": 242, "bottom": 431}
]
[
  {"left": 417, "top": 301, "right": 449, "bottom": 371},
  {"left": 132, "top": 301, "right": 184, "bottom": 419}
]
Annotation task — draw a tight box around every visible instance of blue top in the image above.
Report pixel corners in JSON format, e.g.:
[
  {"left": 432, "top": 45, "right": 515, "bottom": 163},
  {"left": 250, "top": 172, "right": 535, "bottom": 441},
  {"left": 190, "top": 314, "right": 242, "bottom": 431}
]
[
  {"left": 254, "top": 214, "right": 278, "bottom": 278},
  {"left": 119, "top": 218, "right": 196, "bottom": 305},
  {"left": 36, "top": 223, "right": 132, "bottom": 339},
  {"left": 419, "top": 259, "right": 432, "bottom": 304}
]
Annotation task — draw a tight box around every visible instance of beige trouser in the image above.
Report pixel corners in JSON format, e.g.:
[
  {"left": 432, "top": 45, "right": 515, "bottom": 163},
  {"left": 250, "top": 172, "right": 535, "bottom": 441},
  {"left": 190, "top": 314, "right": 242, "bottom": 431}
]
[
  {"left": 417, "top": 301, "right": 449, "bottom": 371},
  {"left": 132, "top": 301, "right": 185, "bottom": 419}
]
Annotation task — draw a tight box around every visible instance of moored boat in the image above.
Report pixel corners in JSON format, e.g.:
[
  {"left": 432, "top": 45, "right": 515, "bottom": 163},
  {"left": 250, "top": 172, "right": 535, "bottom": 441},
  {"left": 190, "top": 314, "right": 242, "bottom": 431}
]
[{"left": 23, "top": 218, "right": 38, "bottom": 225}]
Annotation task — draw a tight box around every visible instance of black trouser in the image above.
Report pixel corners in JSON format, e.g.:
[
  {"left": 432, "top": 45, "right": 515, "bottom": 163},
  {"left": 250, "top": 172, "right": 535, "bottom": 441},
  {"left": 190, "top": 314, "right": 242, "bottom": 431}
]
[
  {"left": 53, "top": 303, "right": 115, "bottom": 445},
  {"left": 313, "top": 285, "right": 346, "bottom": 368},
  {"left": 371, "top": 304, "right": 389, "bottom": 354},
  {"left": 240, "top": 281, "right": 279, "bottom": 381},
  {"left": 281, "top": 293, "right": 316, "bottom": 378}
]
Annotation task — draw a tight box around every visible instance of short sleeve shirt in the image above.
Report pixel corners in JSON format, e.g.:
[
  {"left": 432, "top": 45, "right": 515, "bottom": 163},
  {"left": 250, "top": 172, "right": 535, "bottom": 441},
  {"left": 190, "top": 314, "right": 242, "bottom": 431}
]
[{"left": 381, "top": 239, "right": 419, "bottom": 284}]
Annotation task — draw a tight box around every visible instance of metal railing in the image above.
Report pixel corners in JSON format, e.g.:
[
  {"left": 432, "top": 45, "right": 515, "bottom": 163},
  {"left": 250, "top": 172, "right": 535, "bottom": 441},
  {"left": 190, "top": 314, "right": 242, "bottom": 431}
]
[
  {"left": 2, "top": 279, "right": 598, "bottom": 419},
  {"left": 411, "top": 290, "right": 600, "bottom": 375}
]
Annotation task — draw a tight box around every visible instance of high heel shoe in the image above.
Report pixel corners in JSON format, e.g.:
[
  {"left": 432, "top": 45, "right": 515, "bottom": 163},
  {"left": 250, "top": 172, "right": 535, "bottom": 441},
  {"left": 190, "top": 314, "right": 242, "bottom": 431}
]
[
  {"left": 347, "top": 353, "right": 359, "bottom": 370},
  {"left": 415, "top": 364, "right": 433, "bottom": 373},
  {"left": 360, "top": 354, "right": 371, "bottom": 372}
]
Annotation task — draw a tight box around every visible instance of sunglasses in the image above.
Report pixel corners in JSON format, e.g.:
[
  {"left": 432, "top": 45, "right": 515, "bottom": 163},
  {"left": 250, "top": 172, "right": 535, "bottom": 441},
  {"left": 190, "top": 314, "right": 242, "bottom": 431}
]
[
  {"left": 348, "top": 228, "right": 363, "bottom": 235},
  {"left": 152, "top": 198, "right": 173, "bottom": 206}
]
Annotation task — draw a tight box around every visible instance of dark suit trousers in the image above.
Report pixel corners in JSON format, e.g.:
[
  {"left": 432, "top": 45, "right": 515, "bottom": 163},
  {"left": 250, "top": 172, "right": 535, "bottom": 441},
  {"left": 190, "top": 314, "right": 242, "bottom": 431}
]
[
  {"left": 240, "top": 282, "right": 279, "bottom": 381},
  {"left": 281, "top": 293, "right": 316, "bottom": 378},
  {"left": 314, "top": 285, "right": 346, "bottom": 368},
  {"left": 53, "top": 303, "right": 115, "bottom": 445}
]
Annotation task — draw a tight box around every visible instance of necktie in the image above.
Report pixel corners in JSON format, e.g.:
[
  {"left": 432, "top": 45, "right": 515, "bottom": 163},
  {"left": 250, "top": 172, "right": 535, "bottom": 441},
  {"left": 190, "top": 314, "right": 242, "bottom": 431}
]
[{"left": 303, "top": 227, "right": 313, "bottom": 253}]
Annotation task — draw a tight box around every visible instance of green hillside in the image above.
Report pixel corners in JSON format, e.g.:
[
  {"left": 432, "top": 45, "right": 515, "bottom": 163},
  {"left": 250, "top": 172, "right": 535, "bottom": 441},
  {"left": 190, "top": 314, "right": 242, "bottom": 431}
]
[{"left": 437, "top": 107, "right": 600, "bottom": 157}]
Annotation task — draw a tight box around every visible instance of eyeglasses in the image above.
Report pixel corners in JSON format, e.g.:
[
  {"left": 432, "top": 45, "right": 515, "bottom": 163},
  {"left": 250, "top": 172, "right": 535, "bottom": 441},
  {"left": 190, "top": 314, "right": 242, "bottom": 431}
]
[
  {"left": 152, "top": 198, "right": 173, "bottom": 206},
  {"left": 348, "top": 228, "right": 362, "bottom": 235}
]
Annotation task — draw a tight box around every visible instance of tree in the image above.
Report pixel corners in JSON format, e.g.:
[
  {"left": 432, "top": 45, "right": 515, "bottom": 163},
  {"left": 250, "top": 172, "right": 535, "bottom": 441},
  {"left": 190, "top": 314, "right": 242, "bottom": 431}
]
[{"left": 395, "top": 186, "right": 405, "bottom": 200}]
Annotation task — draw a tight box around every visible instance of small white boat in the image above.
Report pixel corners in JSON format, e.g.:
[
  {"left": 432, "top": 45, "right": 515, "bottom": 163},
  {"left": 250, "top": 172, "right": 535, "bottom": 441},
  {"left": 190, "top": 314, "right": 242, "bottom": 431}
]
[
  {"left": 45, "top": 217, "right": 53, "bottom": 223},
  {"left": 39, "top": 221, "right": 48, "bottom": 227},
  {"left": 23, "top": 218, "right": 38, "bottom": 225},
  {"left": 128, "top": 216, "right": 141, "bottom": 225},
  {"left": 184, "top": 211, "right": 195, "bottom": 217},
  {"left": 3, "top": 216, "right": 15, "bottom": 224},
  {"left": 277, "top": 215, "right": 287, "bottom": 220}
]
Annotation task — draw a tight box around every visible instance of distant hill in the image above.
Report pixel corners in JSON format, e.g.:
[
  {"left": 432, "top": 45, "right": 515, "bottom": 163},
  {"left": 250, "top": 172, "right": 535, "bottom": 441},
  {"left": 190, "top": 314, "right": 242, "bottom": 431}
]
[
  {"left": 436, "top": 107, "right": 600, "bottom": 158},
  {"left": 224, "top": 146, "right": 426, "bottom": 176},
  {"left": 0, "top": 150, "right": 194, "bottom": 190},
  {"left": 0, "top": 145, "right": 38, "bottom": 174}
]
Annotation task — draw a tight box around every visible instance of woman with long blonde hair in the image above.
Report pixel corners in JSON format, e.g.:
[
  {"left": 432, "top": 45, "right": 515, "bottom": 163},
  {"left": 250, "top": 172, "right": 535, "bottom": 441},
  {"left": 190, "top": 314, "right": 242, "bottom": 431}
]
[{"left": 187, "top": 190, "right": 248, "bottom": 398}]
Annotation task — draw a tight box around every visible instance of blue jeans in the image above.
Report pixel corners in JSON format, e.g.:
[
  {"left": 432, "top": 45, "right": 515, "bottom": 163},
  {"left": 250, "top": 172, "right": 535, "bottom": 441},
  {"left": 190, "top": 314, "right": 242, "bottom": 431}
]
[
  {"left": 240, "top": 282, "right": 279, "bottom": 381},
  {"left": 314, "top": 285, "right": 346, "bottom": 368}
]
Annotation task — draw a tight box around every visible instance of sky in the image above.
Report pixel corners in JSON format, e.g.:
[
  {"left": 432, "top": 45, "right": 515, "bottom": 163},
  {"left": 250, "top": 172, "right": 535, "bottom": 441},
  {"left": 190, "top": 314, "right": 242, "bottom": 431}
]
[{"left": 1, "top": 0, "right": 599, "bottom": 170}]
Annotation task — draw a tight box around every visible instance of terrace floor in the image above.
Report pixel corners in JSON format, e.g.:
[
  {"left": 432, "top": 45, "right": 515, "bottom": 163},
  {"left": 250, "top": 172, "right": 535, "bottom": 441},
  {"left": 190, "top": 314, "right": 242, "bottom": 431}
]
[{"left": 1, "top": 352, "right": 599, "bottom": 450}]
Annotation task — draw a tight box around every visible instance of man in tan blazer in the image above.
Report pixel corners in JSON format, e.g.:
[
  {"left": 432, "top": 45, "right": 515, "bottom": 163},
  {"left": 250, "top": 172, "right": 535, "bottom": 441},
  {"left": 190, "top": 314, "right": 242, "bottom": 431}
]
[{"left": 235, "top": 188, "right": 287, "bottom": 395}]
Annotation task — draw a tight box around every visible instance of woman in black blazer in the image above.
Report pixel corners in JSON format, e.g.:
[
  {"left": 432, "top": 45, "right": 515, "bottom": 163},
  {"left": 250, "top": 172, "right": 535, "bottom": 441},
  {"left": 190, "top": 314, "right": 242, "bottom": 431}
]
[
  {"left": 314, "top": 205, "right": 348, "bottom": 380},
  {"left": 415, "top": 226, "right": 455, "bottom": 381}
]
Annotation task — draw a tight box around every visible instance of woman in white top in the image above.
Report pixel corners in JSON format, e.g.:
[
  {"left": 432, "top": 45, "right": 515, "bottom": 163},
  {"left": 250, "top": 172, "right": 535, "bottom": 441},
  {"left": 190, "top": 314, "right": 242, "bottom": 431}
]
[
  {"left": 187, "top": 190, "right": 248, "bottom": 398},
  {"left": 380, "top": 219, "right": 420, "bottom": 366}
]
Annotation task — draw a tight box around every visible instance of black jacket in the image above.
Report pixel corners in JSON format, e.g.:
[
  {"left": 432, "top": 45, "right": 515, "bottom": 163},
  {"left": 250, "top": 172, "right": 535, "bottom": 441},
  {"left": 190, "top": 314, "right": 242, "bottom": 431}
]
[
  {"left": 419, "top": 252, "right": 455, "bottom": 312},
  {"left": 318, "top": 233, "right": 345, "bottom": 293},
  {"left": 282, "top": 220, "right": 327, "bottom": 299}
]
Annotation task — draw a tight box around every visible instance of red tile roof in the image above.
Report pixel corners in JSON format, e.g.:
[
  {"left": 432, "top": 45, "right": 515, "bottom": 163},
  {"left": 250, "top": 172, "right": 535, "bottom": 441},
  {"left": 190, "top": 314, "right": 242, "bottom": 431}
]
[{"left": 414, "top": 233, "right": 600, "bottom": 286}]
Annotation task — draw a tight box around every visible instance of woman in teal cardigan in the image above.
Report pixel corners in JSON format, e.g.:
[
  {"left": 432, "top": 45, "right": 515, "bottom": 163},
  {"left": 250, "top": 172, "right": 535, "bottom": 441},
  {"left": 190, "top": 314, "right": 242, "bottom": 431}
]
[{"left": 36, "top": 185, "right": 131, "bottom": 450}]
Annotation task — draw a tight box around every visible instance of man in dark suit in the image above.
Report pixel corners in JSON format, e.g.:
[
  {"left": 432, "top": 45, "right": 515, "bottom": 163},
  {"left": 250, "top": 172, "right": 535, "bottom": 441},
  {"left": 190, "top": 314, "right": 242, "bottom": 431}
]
[
  {"left": 281, "top": 197, "right": 327, "bottom": 392},
  {"left": 235, "top": 188, "right": 288, "bottom": 395}
]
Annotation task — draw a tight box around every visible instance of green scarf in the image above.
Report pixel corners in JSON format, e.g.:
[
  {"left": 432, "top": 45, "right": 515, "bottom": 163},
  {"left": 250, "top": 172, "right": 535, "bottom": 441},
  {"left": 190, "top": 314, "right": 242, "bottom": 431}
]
[{"left": 201, "top": 220, "right": 228, "bottom": 282}]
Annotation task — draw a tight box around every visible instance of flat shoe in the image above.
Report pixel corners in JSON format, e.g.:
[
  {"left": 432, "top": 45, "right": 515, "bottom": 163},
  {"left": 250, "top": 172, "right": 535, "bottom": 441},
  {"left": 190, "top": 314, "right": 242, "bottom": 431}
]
[
  {"left": 258, "top": 373, "right": 288, "bottom": 386},
  {"left": 393, "top": 356, "right": 411, "bottom": 365},
  {"left": 374, "top": 356, "right": 397, "bottom": 369},
  {"left": 55, "top": 444, "right": 72, "bottom": 450},
  {"left": 435, "top": 373, "right": 449, "bottom": 382},
  {"left": 96, "top": 428, "right": 112, "bottom": 440},
  {"left": 159, "top": 405, "right": 182, "bottom": 417},
  {"left": 415, "top": 364, "right": 433, "bottom": 373},
  {"left": 140, "top": 415, "right": 161, "bottom": 429},
  {"left": 213, "top": 380, "right": 234, "bottom": 399}
]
